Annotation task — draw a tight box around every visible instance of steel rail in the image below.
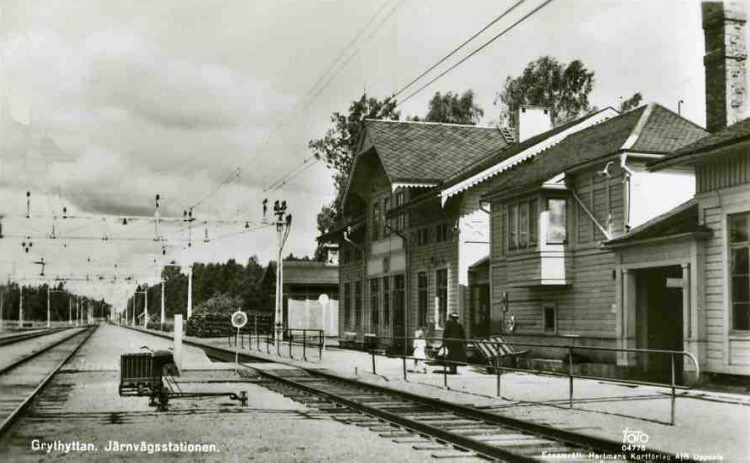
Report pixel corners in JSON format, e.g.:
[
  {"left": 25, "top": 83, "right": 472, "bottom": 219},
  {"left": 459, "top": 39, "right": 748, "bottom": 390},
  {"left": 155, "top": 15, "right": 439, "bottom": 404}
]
[
  {"left": 0, "top": 326, "right": 97, "bottom": 437},
  {"left": 0, "top": 328, "right": 68, "bottom": 347},
  {"left": 0, "top": 327, "right": 87, "bottom": 375}
]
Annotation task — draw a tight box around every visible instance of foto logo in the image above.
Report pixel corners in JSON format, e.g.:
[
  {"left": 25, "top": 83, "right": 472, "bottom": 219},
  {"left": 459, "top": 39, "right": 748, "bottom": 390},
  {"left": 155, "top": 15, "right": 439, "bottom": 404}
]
[{"left": 622, "top": 428, "right": 649, "bottom": 445}]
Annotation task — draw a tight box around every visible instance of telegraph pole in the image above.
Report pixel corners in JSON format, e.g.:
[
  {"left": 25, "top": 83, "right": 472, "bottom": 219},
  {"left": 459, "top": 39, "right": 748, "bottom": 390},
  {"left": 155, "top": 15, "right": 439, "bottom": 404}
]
[
  {"left": 160, "top": 279, "right": 165, "bottom": 330},
  {"left": 187, "top": 266, "right": 193, "bottom": 319},
  {"left": 272, "top": 200, "right": 291, "bottom": 351},
  {"left": 68, "top": 298, "right": 72, "bottom": 325},
  {"left": 143, "top": 284, "right": 148, "bottom": 330},
  {"left": 19, "top": 285, "right": 23, "bottom": 326}
]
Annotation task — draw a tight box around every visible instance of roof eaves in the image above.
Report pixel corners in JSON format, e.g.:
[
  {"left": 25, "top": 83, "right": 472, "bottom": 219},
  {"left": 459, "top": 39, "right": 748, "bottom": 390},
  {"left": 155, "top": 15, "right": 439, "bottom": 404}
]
[
  {"left": 440, "top": 108, "right": 618, "bottom": 202},
  {"left": 604, "top": 198, "right": 697, "bottom": 245}
]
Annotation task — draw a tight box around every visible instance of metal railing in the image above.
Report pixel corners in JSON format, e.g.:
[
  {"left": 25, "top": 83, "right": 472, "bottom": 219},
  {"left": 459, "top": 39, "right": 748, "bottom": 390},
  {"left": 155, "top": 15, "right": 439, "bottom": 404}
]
[
  {"left": 228, "top": 328, "right": 325, "bottom": 362},
  {"left": 352, "top": 333, "right": 699, "bottom": 426}
]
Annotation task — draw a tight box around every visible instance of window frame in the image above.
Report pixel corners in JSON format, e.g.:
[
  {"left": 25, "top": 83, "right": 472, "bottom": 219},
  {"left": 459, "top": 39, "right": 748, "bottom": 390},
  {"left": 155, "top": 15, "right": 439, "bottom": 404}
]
[
  {"left": 370, "top": 278, "right": 380, "bottom": 329},
  {"left": 543, "top": 303, "right": 557, "bottom": 334},
  {"left": 729, "top": 212, "right": 750, "bottom": 332},
  {"left": 383, "top": 197, "right": 391, "bottom": 238},
  {"left": 382, "top": 276, "right": 390, "bottom": 328},
  {"left": 508, "top": 205, "right": 517, "bottom": 250},
  {"left": 343, "top": 282, "right": 351, "bottom": 328},
  {"left": 354, "top": 280, "right": 362, "bottom": 328},
  {"left": 372, "top": 200, "right": 380, "bottom": 241},
  {"left": 547, "top": 197, "right": 568, "bottom": 245},
  {"left": 436, "top": 268, "right": 448, "bottom": 329},
  {"left": 396, "top": 192, "right": 405, "bottom": 232},
  {"left": 417, "top": 272, "right": 428, "bottom": 327}
]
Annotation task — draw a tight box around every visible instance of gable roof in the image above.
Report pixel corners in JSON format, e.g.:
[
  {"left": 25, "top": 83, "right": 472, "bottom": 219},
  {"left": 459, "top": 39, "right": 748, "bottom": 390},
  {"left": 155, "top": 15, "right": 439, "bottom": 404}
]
[
  {"left": 604, "top": 199, "right": 711, "bottom": 247},
  {"left": 361, "top": 119, "right": 512, "bottom": 184},
  {"left": 649, "top": 116, "right": 750, "bottom": 170},
  {"left": 439, "top": 108, "right": 618, "bottom": 202},
  {"left": 483, "top": 103, "right": 708, "bottom": 199}
]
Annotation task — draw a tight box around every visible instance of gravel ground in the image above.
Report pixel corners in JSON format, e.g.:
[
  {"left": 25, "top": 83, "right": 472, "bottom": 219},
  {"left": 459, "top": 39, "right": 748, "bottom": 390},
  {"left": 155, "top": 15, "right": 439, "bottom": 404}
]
[
  {"left": 0, "top": 324, "right": 436, "bottom": 462},
  {"left": 0, "top": 328, "right": 85, "bottom": 371}
]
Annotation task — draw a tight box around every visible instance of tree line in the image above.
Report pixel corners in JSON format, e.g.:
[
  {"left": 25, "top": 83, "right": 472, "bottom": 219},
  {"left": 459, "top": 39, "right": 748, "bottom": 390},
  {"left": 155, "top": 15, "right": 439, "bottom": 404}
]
[
  {"left": 0, "top": 282, "right": 111, "bottom": 323},
  {"left": 124, "top": 256, "right": 276, "bottom": 322}
]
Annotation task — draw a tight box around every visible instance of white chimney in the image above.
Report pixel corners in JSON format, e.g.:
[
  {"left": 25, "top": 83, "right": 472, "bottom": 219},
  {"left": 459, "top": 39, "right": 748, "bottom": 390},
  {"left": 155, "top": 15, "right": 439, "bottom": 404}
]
[{"left": 517, "top": 105, "right": 552, "bottom": 142}]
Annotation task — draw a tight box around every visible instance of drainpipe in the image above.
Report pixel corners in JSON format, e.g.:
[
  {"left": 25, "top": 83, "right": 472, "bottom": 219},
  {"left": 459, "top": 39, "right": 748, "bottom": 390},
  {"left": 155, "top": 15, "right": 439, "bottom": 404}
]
[{"left": 620, "top": 153, "right": 636, "bottom": 231}]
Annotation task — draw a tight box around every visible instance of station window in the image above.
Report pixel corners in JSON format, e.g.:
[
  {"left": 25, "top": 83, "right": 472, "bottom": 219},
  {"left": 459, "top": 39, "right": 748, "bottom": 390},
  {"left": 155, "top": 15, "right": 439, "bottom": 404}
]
[
  {"left": 543, "top": 304, "right": 557, "bottom": 333},
  {"left": 394, "top": 275, "right": 405, "bottom": 328},
  {"left": 370, "top": 279, "right": 379, "bottom": 328},
  {"left": 418, "top": 228, "right": 430, "bottom": 246},
  {"left": 730, "top": 213, "right": 750, "bottom": 331},
  {"left": 508, "top": 206, "right": 517, "bottom": 250},
  {"left": 396, "top": 192, "right": 405, "bottom": 232},
  {"left": 417, "top": 272, "right": 428, "bottom": 327},
  {"left": 436, "top": 223, "right": 449, "bottom": 242},
  {"left": 530, "top": 199, "right": 538, "bottom": 244},
  {"left": 343, "top": 283, "right": 351, "bottom": 328},
  {"left": 383, "top": 197, "right": 391, "bottom": 238},
  {"left": 372, "top": 201, "right": 380, "bottom": 241},
  {"left": 382, "top": 277, "right": 390, "bottom": 328},
  {"left": 355, "top": 281, "right": 362, "bottom": 328},
  {"left": 436, "top": 269, "right": 448, "bottom": 328},
  {"left": 519, "top": 202, "right": 529, "bottom": 248},
  {"left": 547, "top": 198, "right": 567, "bottom": 244}
]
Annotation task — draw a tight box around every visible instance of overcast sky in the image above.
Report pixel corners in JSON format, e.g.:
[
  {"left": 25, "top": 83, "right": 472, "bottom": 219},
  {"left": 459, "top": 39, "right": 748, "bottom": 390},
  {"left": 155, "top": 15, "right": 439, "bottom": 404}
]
[{"left": 0, "top": 0, "right": 706, "bottom": 307}]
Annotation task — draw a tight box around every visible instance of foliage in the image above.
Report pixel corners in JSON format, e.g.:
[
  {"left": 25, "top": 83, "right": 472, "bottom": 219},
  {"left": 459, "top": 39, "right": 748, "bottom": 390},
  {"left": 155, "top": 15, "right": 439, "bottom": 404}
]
[
  {"left": 620, "top": 92, "right": 643, "bottom": 112},
  {"left": 313, "top": 202, "right": 338, "bottom": 261},
  {"left": 125, "top": 256, "right": 272, "bottom": 326},
  {"left": 409, "top": 90, "right": 484, "bottom": 125},
  {"left": 308, "top": 93, "right": 400, "bottom": 216},
  {"left": 496, "top": 56, "right": 595, "bottom": 127},
  {"left": 0, "top": 283, "right": 110, "bottom": 324}
]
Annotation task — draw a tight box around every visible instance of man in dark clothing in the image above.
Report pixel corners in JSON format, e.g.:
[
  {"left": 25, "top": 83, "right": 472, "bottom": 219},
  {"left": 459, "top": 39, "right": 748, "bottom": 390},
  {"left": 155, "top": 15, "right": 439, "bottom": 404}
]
[{"left": 442, "top": 313, "right": 466, "bottom": 374}]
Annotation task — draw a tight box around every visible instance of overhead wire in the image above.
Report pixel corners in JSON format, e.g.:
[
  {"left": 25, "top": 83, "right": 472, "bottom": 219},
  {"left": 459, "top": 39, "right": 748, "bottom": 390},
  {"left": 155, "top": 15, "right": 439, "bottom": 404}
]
[
  {"left": 186, "top": 0, "right": 404, "bottom": 209},
  {"left": 396, "top": 0, "right": 557, "bottom": 108}
]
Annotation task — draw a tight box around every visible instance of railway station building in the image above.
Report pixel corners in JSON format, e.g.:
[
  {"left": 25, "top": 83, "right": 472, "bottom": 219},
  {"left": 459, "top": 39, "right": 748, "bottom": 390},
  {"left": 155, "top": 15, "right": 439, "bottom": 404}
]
[{"left": 323, "top": 107, "right": 620, "bottom": 351}]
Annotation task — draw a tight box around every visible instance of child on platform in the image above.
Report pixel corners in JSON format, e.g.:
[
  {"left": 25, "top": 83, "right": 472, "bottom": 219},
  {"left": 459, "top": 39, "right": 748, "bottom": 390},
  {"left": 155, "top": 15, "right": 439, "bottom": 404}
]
[{"left": 412, "top": 327, "right": 427, "bottom": 374}]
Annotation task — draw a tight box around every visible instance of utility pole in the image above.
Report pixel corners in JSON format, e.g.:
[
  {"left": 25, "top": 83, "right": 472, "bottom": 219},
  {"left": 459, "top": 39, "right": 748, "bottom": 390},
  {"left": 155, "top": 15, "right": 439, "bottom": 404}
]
[
  {"left": 272, "top": 200, "right": 291, "bottom": 351},
  {"left": 0, "top": 288, "right": 4, "bottom": 331},
  {"left": 187, "top": 266, "right": 193, "bottom": 319},
  {"left": 160, "top": 279, "right": 165, "bottom": 330},
  {"left": 68, "top": 297, "right": 72, "bottom": 325},
  {"left": 143, "top": 284, "right": 148, "bottom": 330},
  {"left": 19, "top": 285, "right": 23, "bottom": 326},
  {"left": 47, "top": 286, "right": 50, "bottom": 328}
]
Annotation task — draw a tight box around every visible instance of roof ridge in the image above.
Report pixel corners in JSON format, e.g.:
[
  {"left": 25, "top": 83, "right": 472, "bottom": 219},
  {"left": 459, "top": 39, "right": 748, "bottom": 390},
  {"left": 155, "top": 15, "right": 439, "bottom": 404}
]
[
  {"left": 364, "top": 118, "right": 499, "bottom": 130},
  {"left": 620, "top": 103, "right": 655, "bottom": 151}
]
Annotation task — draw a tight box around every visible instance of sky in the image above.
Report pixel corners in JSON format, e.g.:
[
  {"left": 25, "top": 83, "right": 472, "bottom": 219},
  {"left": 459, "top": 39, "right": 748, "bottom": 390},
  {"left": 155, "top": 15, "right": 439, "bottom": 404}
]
[{"left": 0, "top": 0, "right": 707, "bottom": 308}]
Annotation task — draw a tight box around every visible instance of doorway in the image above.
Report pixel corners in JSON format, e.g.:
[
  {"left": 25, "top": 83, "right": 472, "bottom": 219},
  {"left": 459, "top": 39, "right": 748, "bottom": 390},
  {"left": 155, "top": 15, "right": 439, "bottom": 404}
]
[
  {"left": 470, "top": 284, "right": 490, "bottom": 338},
  {"left": 635, "top": 266, "right": 684, "bottom": 383}
]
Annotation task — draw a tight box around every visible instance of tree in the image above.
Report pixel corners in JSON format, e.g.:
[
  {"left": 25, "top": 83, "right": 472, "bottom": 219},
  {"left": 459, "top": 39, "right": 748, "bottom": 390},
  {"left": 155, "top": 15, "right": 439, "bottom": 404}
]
[
  {"left": 411, "top": 90, "right": 484, "bottom": 125},
  {"left": 308, "top": 93, "right": 400, "bottom": 215},
  {"left": 313, "top": 203, "right": 337, "bottom": 261},
  {"left": 620, "top": 92, "right": 643, "bottom": 112},
  {"left": 496, "top": 56, "right": 595, "bottom": 127}
]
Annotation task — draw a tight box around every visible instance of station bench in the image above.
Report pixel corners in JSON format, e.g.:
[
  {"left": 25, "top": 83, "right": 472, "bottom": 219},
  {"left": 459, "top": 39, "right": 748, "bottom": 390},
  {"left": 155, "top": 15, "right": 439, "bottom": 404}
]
[{"left": 472, "top": 335, "right": 528, "bottom": 369}]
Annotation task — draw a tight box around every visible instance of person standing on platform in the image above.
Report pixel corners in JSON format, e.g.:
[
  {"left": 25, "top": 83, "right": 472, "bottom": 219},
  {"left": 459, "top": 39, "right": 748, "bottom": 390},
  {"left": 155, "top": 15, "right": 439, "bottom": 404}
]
[
  {"left": 442, "top": 313, "right": 466, "bottom": 374},
  {"left": 412, "top": 326, "right": 427, "bottom": 373}
]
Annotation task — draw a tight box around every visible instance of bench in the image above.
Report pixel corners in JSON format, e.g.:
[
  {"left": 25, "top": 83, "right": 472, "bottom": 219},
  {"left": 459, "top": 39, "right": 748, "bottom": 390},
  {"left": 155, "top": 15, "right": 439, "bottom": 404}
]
[{"left": 473, "top": 335, "right": 528, "bottom": 369}]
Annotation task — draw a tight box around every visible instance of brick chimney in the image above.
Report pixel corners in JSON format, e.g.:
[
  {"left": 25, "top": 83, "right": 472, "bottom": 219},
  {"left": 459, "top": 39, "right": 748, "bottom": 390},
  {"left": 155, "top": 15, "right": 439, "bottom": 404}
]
[{"left": 702, "top": 2, "right": 748, "bottom": 132}]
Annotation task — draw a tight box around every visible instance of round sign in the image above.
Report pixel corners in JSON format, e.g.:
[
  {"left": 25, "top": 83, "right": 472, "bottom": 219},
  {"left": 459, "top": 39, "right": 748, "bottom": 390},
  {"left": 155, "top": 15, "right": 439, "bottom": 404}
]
[
  {"left": 318, "top": 293, "right": 329, "bottom": 305},
  {"left": 231, "top": 310, "right": 248, "bottom": 329}
]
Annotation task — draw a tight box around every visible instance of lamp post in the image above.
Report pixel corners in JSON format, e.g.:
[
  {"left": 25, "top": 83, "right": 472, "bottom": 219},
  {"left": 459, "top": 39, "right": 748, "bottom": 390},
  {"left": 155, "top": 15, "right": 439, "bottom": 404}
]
[
  {"left": 19, "top": 285, "right": 24, "bottom": 327},
  {"left": 160, "top": 279, "right": 165, "bottom": 330}
]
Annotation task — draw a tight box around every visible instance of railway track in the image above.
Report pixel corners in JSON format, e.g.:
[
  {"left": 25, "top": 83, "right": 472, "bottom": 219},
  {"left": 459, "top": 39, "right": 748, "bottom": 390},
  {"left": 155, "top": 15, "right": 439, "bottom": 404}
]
[
  {"left": 0, "top": 326, "right": 96, "bottom": 437},
  {"left": 0, "top": 328, "right": 69, "bottom": 347},
  {"left": 129, "top": 327, "right": 685, "bottom": 461}
]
